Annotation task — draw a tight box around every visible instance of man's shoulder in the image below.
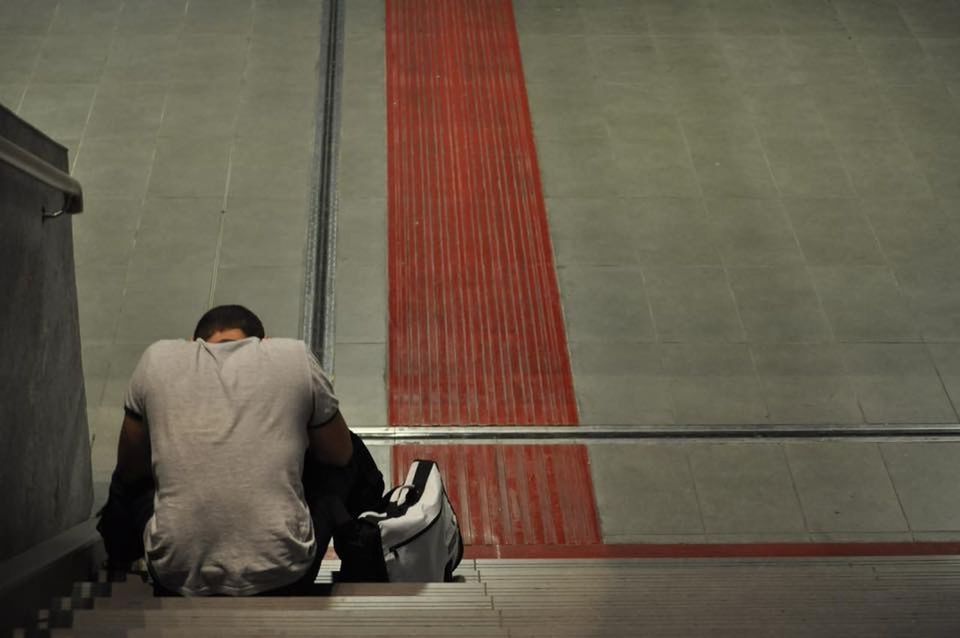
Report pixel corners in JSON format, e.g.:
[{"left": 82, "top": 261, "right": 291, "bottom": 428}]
[{"left": 141, "top": 339, "right": 193, "bottom": 359}]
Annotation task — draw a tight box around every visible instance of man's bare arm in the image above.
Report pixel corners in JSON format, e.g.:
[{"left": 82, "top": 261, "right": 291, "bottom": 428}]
[
  {"left": 116, "top": 413, "right": 151, "bottom": 484},
  {"left": 307, "top": 411, "right": 354, "bottom": 467}
]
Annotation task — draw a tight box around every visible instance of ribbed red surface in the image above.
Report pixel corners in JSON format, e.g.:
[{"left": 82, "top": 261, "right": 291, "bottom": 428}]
[
  {"left": 392, "top": 444, "right": 602, "bottom": 546},
  {"left": 386, "top": 0, "right": 577, "bottom": 426}
]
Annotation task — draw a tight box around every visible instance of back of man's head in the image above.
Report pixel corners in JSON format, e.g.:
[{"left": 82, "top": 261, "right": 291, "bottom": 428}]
[{"left": 193, "top": 305, "right": 266, "bottom": 341}]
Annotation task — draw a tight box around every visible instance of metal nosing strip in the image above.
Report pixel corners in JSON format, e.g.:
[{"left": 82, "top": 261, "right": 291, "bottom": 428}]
[
  {"left": 302, "top": 0, "right": 345, "bottom": 374},
  {"left": 351, "top": 423, "right": 960, "bottom": 443}
]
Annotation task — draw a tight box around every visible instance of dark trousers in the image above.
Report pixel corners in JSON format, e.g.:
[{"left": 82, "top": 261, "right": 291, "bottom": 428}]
[{"left": 98, "top": 433, "right": 385, "bottom": 595}]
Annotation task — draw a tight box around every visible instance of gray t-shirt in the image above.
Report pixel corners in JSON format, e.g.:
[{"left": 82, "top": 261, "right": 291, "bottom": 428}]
[{"left": 123, "top": 337, "right": 338, "bottom": 596}]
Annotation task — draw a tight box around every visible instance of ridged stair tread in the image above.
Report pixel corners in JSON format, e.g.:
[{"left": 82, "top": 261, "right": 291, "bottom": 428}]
[
  {"left": 86, "top": 595, "right": 492, "bottom": 610},
  {"left": 54, "top": 628, "right": 509, "bottom": 638}
]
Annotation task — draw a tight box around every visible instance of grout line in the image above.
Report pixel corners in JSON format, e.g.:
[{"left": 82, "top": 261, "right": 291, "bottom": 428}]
[
  {"left": 780, "top": 443, "right": 812, "bottom": 540},
  {"left": 876, "top": 442, "right": 916, "bottom": 538}
]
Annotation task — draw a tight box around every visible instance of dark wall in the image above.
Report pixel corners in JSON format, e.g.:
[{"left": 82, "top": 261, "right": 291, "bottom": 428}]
[{"left": 0, "top": 105, "right": 93, "bottom": 561}]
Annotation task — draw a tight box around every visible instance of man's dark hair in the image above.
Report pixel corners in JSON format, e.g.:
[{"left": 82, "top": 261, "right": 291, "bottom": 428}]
[{"left": 193, "top": 305, "right": 265, "bottom": 341}]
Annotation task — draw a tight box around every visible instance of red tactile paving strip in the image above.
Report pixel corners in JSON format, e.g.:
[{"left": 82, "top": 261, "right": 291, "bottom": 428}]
[
  {"left": 385, "top": 0, "right": 577, "bottom": 426},
  {"left": 392, "top": 444, "right": 602, "bottom": 546}
]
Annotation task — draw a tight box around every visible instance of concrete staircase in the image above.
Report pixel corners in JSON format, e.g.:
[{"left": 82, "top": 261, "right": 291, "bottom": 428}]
[{"left": 16, "top": 557, "right": 960, "bottom": 636}]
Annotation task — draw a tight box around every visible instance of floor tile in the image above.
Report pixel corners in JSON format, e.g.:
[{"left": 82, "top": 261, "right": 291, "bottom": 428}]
[
  {"left": 558, "top": 265, "right": 655, "bottom": 342},
  {"left": 833, "top": 0, "right": 912, "bottom": 36},
  {"left": 589, "top": 443, "right": 704, "bottom": 535},
  {"left": 73, "top": 136, "right": 156, "bottom": 199},
  {"left": 116, "top": 271, "right": 212, "bottom": 343},
  {"left": 920, "top": 38, "right": 960, "bottom": 84},
  {"left": 646, "top": 1, "right": 714, "bottom": 35},
  {"left": 537, "top": 138, "right": 618, "bottom": 198},
  {"left": 689, "top": 443, "right": 807, "bottom": 533},
  {"left": 881, "top": 442, "right": 960, "bottom": 531},
  {"left": 0, "top": 35, "right": 43, "bottom": 83},
  {"left": 235, "top": 85, "right": 316, "bottom": 142},
  {"left": 786, "top": 36, "right": 869, "bottom": 83},
  {"left": 184, "top": 0, "right": 253, "bottom": 34},
  {"left": 709, "top": 1, "right": 781, "bottom": 36},
  {"left": 578, "top": 2, "right": 648, "bottom": 35},
  {"left": 773, "top": 0, "right": 848, "bottom": 35},
  {"left": 515, "top": 2, "right": 585, "bottom": 35},
  {"left": 657, "top": 36, "right": 735, "bottom": 83},
  {"left": 611, "top": 138, "right": 701, "bottom": 198},
  {"left": 569, "top": 342, "right": 674, "bottom": 425},
  {"left": 102, "top": 35, "right": 179, "bottom": 83},
  {"left": 836, "top": 138, "right": 933, "bottom": 199},
  {"left": 334, "top": 264, "right": 387, "bottom": 343},
  {"left": 17, "top": 83, "right": 97, "bottom": 142},
  {"left": 126, "top": 198, "right": 222, "bottom": 280},
  {"left": 842, "top": 343, "right": 957, "bottom": 423},
  {"left": 81, "top": 343, "right": 111, "bottom": 408},
  {"left": 34, "top": 35, "right": 111, "bottom": 83},
  {"left": 0, "top": 81, "right": 25, "bottom": 108},
  {"left": 343, "top": 30, "right": 384, "bottom": 87},
  {"left": 728, "top": 266, "right": 833, "bottom": 343},
  {"left": 857, "top": 36, "right": 938, "bottom": 85},
  {"left": 159, "top": 82, "right": 241, "bottom": 139},
  {"left": 229, "top": 137, "right": 313, "bottom": 201},
  {"left": 883, "top": 81, "right": 960, "bottom": 141},
  {"left": 519, "top": 35, "right": 595, "bottom": 86},
  {"left": 904, "top": 134, "right": 960, "bottom": 199},
  {"left": 928, "top": 343, "right": 960, "bottom": 416},
  {"left": 644, "top": 266, "right": 744, "bottom": 343},
  {"left": 671, "top": 80, "right": 750, "bottom": 124},
  {"left": 762, "top": 136, "right": 855, "bottom": 198},
  {"left": 808, "top": 81, "right": 901, "bottom": 141},
  {"left": 527, "top": 81, "right": 606, "bottom": 141},
  {"left": 863, "top": 199, "right": 960, "bottom": 271},
  {"left": 170, "top": 34, "right": 248, "bottom": 85},
  {"left": 704, "top": 198, "right": 804, "bottom": 267},
  {"left": 687, "top": 134, "right": 778, "bottom": 199},
  {"left": 0, "top": 0, "right": 58, "bottom": 34},
  {"left": 75, "top": 266, "right": 127, "bottom": 344},
  {"left": 810, "top": 266, "right": 919, "bottom": 342},
  {"left": 336, "top": 131, "right": 385, "bottom": 200},
  {"left": 247, "top": 36, "right": 320, "bottom": 87},
  {"left": 253, "top": 0, "right": 324, "bottom": 37},
  {"left": 98, "top": 342, "right": 155, "bottom": 408},
  {"left": 630, "top": 197, "right": 721, "bottom": 266},
  {"left": 782, "top": 198, "right": 884, "bottom": 266},
  {"left": 116, "top": 0, "right": 187, "bottom": 34},
  {"left": 660, "top": 343, "right": 768, "bottom": 425},
  {"left": 213, "top": 266, "right": 304, "bottom": 338},
  {"left": 148, "top": 135, "right": 232, "bottom": 199},
  {"left": 336, "top": 197, "right": 386, "bottom": 268},
  {"left": 72, "top": 197, "right": 142, "bottom": 268},
  {"left": 898, "top": 2, "right": 960, "bottom": 37},
  {"left": 896, "top": 267, "right": 960, "bottom": 342},
  {"left": 740, "top": 84, "right": 827, "bottom": 139},
  {"left": 720, "top": 36, "right": 807, "bottom": 86},
  {"left": 545, "top": 198, "right": 638, "bottom": 266},
  {"left": 751, "top": 343, "right": 862, "bottom": 424},
  {"left": 786, "top": 441, "right": 909, "bottom": 533},
  {"left": 221, "top": 198, "right": 309, "bottom": 268},
  {"left": 85, "top": 82, "right": 166, "bottom": 140},
  {"left": 49, "top": 0, "right": 123, "bottom": 35}
]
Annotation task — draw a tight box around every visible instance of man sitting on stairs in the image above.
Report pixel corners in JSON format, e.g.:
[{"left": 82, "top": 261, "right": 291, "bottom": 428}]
[{"left": 97, "top": 304, "right": 384, "bottom": 596}]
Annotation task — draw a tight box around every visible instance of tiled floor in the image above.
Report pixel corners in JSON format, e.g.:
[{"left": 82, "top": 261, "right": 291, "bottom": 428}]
[
  {"left": 519, "top": 0, "right": 960, "bottom": 428},
  {"left": 5, "top": 0, "right": 960, "bottom": 543},
  {"left": 2, "top": 0, "right": 324, "bottom": 500}
]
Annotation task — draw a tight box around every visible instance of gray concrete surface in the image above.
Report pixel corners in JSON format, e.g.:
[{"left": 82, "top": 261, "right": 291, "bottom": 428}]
[{"left": 0, "top": 105, "right": 92, "bottom": 559}]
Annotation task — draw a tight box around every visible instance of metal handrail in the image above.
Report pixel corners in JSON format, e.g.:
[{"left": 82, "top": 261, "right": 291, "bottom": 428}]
[{"left": 0, "top": 135, "right": 83, "bottom": 215}]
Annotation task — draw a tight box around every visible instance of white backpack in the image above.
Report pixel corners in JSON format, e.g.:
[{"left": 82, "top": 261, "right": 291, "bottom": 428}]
[{"left": 358, "top": 460, "right": 464, "bottom": 582}]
